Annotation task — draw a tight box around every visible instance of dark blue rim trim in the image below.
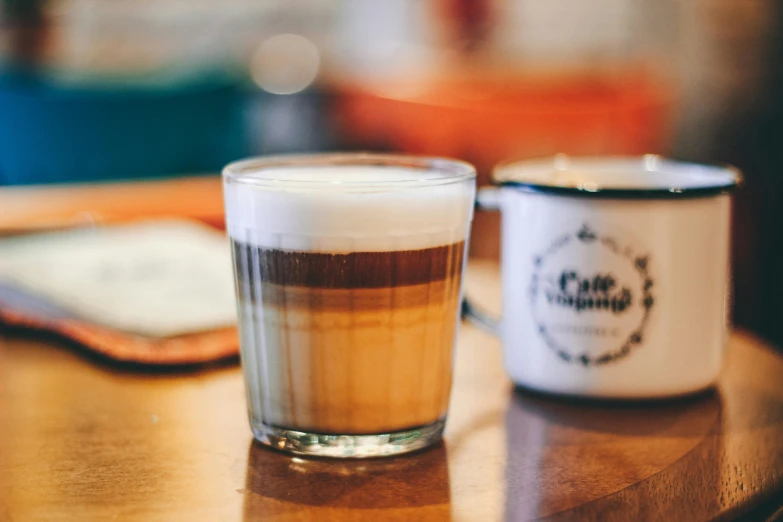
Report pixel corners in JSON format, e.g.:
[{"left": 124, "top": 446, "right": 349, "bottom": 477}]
[{"left": 496, "top": 180, "right": 740, "bottom": 199}]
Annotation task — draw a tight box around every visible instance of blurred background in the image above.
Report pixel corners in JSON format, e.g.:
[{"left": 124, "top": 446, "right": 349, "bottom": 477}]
[{"left": 0, "top": 0, "right": 781, "bottom": 345}]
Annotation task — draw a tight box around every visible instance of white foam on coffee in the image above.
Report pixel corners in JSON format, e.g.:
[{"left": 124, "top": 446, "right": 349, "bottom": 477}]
[{"left": 224, "top": 166, "right": 475, "bottom": 252}]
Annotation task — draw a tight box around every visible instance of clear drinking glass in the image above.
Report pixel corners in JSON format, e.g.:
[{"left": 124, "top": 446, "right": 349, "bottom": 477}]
[{"left": 223, "top": 153, "right": 476, "bottom": 457}]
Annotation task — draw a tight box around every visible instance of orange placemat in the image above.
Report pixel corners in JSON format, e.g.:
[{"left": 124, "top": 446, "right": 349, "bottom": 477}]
[
  {"left": 0, "top": 306, "right": 239, "bottom": 365},
  {"left": 0, "top": 219, "right": 241, "bottom": 366}
]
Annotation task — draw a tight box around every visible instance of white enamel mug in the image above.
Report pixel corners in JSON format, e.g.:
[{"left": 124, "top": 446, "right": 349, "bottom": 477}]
[{"left": 464, "top": 155, "right": 742, "bottom": 399}]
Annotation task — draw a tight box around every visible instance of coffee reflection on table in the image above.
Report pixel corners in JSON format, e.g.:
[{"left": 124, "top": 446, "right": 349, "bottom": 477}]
[
  {"left": 504, "top": 388, "right": 723, "bottom": 521},
  {"left": 242, "top": 441, "right": 451, "bottom": 519}
]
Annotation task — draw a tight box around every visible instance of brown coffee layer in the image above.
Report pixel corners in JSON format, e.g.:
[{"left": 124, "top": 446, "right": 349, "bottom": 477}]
[
  {"left": 250, "top": 278, "right": 460, "bottom": 311},
  {"left": 232, "top": 240, "right": 465, "bottom": 289}
]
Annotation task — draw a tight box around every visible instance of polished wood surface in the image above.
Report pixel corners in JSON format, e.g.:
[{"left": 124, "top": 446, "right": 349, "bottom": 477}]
[
  {"left": 0, "top": 176, "right": 225, "bottom": 234},
  {"left": 2, "top": 261, "right": 783, "bottom": 521}
]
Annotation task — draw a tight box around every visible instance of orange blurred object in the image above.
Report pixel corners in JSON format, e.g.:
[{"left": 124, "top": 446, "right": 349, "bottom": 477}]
[{"left": 334, "top": 67, "right": 675, "bottom": 180}]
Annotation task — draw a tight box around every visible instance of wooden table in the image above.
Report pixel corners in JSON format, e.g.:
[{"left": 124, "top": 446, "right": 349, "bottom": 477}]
[
  {"left": 1, "top": 262, "right": 783, "bottom": 521},
  {"left": 0, "top": 177, "right": 226, "bottom": 234}
]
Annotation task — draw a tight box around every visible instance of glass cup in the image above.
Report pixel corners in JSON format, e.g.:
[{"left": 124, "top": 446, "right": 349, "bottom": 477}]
[{"left": 223, "top": 153, "right": 476, "bottom": 458}]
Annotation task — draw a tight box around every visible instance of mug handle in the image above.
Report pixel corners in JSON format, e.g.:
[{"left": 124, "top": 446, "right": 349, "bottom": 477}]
[{"left": 461, "top": 187, "right": 502, "bottom": 336}]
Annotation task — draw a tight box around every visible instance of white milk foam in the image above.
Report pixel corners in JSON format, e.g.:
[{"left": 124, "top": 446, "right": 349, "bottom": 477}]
[{"left": 224, "top": 166, "right": 475, "bottom": 252}]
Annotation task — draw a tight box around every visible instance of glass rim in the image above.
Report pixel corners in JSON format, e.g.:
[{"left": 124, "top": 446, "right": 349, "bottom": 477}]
[
  {"left": 493, "top": 154, "right": 742, "bottom": 199},
  {"left": 223, "top": 152, "right": 476, "bottom": 189}
]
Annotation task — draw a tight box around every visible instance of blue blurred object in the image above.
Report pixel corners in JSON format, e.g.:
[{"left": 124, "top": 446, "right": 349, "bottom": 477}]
[{"left": 0, "top": 70, "right": 248, "bottom": 185}]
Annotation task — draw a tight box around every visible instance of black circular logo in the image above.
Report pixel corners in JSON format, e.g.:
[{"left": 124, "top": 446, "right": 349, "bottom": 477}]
[{"left": 529, "top": 224, "right": 655, "bottom": 366}]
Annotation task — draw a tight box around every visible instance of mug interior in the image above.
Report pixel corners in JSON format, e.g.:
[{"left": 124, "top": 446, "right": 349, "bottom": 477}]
[{"left": 493, "top": 155, "right": 740, "bottom": 197}]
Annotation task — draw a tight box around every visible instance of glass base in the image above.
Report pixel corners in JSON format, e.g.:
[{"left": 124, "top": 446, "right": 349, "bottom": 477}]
[{"left": 251, "top": 419, "right": 446, "bottom": 459}]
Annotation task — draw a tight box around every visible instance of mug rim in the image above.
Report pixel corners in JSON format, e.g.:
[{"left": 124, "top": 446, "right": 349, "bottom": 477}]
[{"left": 493, "top": 154, "right": 742, "bottom": 199}]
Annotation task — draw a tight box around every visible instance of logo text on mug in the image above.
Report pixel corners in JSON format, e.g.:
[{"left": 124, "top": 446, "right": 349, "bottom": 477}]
[{"left": 529, "top": 224, "right": 655, "bottom": 366}]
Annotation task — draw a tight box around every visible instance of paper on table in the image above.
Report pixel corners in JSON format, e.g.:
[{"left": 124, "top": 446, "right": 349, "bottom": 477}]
[{"left": 0, "top": 220, "right": 237, "bottom": 338}]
